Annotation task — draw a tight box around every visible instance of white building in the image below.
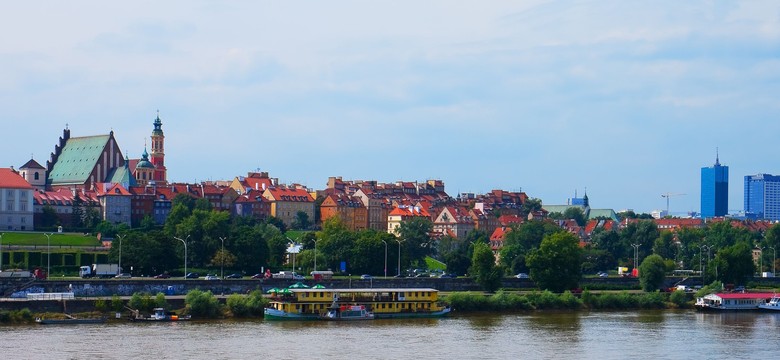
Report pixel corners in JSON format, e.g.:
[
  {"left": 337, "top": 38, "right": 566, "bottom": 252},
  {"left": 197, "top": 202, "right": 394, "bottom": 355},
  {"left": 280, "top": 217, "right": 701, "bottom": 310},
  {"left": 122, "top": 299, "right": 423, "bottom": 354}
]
[{"left": 0, "top": 168, "right": 34, "bottom": 231}]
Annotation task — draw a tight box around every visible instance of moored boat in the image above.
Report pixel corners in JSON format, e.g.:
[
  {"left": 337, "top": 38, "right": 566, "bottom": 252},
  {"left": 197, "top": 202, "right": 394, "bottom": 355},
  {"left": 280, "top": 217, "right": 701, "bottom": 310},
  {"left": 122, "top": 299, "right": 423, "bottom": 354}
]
[
  {"left": 695, "top": 292, "right": 774, "bottom": 311},
  {"left": 758, "top": 295, "right": 780, "bottom": 311},
  {"left": 264, "top": 288, "right": 451, "bottom": 320},
  {"left": 36, "top": 317, "right": 106, "bottom": 325},
  {"left": 131, "top": 308, "right": 191, "bottom": 322},
  {"left": 321, "top": 304, "right": 374, "bottom": 321}
]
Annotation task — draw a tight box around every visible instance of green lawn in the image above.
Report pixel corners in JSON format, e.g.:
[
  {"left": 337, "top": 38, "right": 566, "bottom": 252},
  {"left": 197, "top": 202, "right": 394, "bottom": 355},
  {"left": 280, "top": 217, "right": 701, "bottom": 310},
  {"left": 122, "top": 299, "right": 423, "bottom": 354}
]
[
  {"left": 0, "top": 232, "right": 101, "bottom": 247},
  {"left": 425, "top": 256, "right": 447, "bottom": 271}
]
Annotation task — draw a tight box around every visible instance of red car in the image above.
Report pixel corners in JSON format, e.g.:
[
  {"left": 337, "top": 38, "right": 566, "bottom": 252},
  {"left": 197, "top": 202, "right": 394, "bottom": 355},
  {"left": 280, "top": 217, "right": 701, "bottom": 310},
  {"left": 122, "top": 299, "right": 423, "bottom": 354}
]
[{"left": 154, "top": 273, "right": 171, "bottom": 279}]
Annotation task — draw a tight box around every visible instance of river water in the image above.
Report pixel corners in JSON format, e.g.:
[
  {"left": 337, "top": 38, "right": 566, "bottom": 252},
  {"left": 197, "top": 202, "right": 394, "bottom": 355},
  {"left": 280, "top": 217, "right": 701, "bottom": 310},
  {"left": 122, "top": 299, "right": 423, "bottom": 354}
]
[{"left": 2, "top": 310, "right": 779, "bottom": 359}]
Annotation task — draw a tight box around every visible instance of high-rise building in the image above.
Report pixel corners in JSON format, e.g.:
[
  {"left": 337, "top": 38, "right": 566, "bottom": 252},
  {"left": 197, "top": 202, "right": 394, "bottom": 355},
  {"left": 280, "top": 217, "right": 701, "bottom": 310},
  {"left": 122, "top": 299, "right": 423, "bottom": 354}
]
[
  {"left": 744, "top": 174, "right": 780, "bottom": 221},
  {"left": 701, "top": 153, "right": 728, "bottom": 218}
]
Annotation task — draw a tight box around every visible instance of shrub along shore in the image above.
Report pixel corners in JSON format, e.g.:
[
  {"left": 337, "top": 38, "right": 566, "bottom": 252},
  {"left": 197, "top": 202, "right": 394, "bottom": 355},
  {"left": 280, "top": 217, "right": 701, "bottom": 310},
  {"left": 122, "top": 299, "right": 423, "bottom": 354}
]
[{"left": 0, "top": 288, "right": 694, "bottom": 324}]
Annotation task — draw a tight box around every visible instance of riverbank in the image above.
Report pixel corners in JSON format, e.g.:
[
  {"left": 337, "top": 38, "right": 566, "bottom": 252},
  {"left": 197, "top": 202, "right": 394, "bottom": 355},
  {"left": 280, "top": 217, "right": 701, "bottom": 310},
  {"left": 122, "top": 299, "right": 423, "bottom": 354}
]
[{"left": 0, "top": 288, "right": 697, "bottom": 325}]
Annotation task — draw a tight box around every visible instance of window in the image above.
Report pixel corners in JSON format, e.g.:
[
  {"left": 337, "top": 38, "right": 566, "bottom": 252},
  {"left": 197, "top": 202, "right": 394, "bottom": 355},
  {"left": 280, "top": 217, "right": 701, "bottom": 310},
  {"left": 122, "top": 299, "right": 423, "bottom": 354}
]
[{"left": 34, "top": 172, "right": 39, "bottom": 180}]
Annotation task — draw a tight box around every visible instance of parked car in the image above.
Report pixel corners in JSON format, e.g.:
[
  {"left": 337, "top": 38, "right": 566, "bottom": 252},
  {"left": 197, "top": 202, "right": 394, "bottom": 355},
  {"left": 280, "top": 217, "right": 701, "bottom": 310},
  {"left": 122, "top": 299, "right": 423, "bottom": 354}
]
[
  {"left": 251, "top": 273, "right": 263, "bottom": 279},
  {"left": 185, "top": 272, "right": 200, "bottom": 279},
  {"left": 115, "top": 273, "right": 132, "bottom": 279},
  {"left": 597, "top": 272, "right": 609, "bottom": 278},
  {"left": 439, "top": 273, "right": 457, "bottom": 279},
  {"left": 293, "top": 274, "right": 305, "bottom": 280},
  {"left": 154, "top": 273, "right": 171, "bottom": 279},
  {"left": 360, "top": 274, "right": 373, "bottom": 280},
  {"left": 225, "top": 273, "right": 243, "bottom": 279},
  {"left": 515, "top": 273, "right": 529, "bottom": 279},
  {"left": 204, "top": 274, "right": 220, "bottom": 280}
]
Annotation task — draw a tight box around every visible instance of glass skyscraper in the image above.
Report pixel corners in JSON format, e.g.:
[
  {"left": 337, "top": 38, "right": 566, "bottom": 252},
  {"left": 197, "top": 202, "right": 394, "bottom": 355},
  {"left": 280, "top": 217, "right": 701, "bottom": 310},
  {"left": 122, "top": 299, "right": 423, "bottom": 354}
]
[
  {"left": 701, "top": 155, "right": 728, "bottom": 218},
  {"left": 744, "top": 174, "right": 780, "bottom": 221}
]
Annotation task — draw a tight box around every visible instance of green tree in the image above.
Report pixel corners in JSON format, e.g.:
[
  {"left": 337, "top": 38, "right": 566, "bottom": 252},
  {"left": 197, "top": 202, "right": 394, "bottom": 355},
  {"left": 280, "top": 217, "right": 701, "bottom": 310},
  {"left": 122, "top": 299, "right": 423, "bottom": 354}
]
[
  {"left": 638, "top": 254, "right": 667, "bottom": 292},
  {"left": 499, "top": 221, "right": 562, "bottom": 273},
  {"left": 526, "top": 232, "right": 582, "bottom": 293},
  {"left": 714, "top": 241, "right": 755, "bottom": 285},
  {"left": 210, "top": 248, "right": 237, "bottom": 270},
  {"left": 521, "top": 198, "right": 543, "bottom": 217},
  {"left": 291, "top": 211, "right": 311, "bottom": 230},
  {"left": 470, "top": 242, "right": 502, "bottom": 292},
  {"left": 396, "top": 216, "right": 434, "bottom": 268},
  {"left": 40, "top": 205, "right": 59, "bottom": 227},
  {"left": 185, "top": 289, "right": 222, "bottom": 318},
  {"left": 563, "top": 207, "right": 587, "bottom": 227},
  {"left": 653, "top": 231, "right": 676, "bottom": 260}
]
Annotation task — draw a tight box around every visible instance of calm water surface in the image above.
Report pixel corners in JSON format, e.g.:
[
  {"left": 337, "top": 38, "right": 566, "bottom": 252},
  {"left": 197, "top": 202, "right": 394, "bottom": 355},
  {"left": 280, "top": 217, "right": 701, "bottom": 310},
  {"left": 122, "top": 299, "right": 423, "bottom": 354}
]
[{"left": 2, "top": 311, "right": 779, "bottom": 359}]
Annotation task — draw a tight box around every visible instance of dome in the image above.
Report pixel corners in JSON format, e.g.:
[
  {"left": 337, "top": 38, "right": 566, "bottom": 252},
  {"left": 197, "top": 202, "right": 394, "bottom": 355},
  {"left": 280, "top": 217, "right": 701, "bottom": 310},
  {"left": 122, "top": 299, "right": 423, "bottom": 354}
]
[{"left": 136, "top": 147, "right": 155, "bottom": 169}]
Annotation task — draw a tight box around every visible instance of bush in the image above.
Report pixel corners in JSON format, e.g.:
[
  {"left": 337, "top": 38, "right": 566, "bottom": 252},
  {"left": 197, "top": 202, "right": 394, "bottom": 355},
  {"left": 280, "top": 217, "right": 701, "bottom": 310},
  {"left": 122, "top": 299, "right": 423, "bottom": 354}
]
[
  {"left": 226, "top": 291, "right": 268, "bottom": 317},
  {"left": 94, "top": 299, "right": 107, "bottom": 312},
  {"left": 669, "top": 290, "right": 689, "bottom": 308},
  {"left": 489, "top": 290, "right": 532, "bottom": 311},
  {"left": 185, "top": 289, "right": 222, "bottom": 318},
  {"left": 0, "top": 309, "right": 33, "bottom": 324},
  {"left": 111, "top": 294, "right": 124, "bottom": 312},
  {"left": 129, "top": 292, "right": 154, "bottom": 312},
  {"left": 444, "top": 292, "right": 491, "bottom": 311},
  {"left": 155, "top": 293, "right": 168, "bottom": 309}
]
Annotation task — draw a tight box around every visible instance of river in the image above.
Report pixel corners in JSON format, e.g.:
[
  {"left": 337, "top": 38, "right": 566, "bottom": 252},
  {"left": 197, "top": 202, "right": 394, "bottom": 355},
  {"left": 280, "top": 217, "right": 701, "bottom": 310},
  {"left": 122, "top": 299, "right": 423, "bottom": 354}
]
[{"left": 2, "top": 310, "right": 779, "bottom": 359}]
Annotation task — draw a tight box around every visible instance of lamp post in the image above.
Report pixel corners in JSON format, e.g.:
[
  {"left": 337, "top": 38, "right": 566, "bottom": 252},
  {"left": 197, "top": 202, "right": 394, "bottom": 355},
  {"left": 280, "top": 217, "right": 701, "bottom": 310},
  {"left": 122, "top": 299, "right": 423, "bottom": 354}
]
[
  {"left": 313, "top": 238, "right": 320, "bottom": 272},
  {"left": 381, "top": 239, "right": 388, "bottom": 279},
  {"left": 631, "top": 243, "right": 640, "bottom": 272},
  {"left": 699, "top": 244, "right": 708, "bottom": 280},
  {"left": 174, "top": 235, "right": 189, "bottom": 279},
  {"left": 0, "top": 233, "right": 4, "bottom": 271},
  {"left": 395, "top": 239, "right": 404, "bottom": 277},
  {"left": 44, "top": 232, "right": 53, "bottom": 277},
  {"left": 117, "top": 234, "right": 124, "bottom": 275},
  {"left": 770, "top": 246, "right": 776, "bottom": 277},
  {"left": 219, "top": 236, "right": 226, "bottom": 279},
  {"left": 759, "top": 246, "right": 765, "bottom": 277}
]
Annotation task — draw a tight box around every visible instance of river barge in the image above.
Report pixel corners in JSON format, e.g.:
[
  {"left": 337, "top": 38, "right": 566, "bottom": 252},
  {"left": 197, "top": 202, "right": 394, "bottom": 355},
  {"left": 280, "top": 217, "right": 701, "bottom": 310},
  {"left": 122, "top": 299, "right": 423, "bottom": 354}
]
[
  {"left": 263, "top": 288, "right": 450, "bottom": 320},
  {"left": 695, "top": 292, "right": 774, "bottom": 311}
]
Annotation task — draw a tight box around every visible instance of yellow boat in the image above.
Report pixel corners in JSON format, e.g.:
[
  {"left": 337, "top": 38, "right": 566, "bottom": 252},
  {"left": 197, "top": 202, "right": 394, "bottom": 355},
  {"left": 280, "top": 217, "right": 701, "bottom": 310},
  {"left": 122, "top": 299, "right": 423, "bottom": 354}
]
[{"left": 264, "top": 288, "right": 451, "bottom": 320}]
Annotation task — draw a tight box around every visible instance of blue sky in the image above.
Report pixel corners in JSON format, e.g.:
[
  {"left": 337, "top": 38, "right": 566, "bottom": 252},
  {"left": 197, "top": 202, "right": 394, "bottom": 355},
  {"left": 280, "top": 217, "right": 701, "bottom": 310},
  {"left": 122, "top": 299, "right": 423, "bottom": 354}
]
[{"left": 2, "top": 1, "right": 779, "bottom": 214}]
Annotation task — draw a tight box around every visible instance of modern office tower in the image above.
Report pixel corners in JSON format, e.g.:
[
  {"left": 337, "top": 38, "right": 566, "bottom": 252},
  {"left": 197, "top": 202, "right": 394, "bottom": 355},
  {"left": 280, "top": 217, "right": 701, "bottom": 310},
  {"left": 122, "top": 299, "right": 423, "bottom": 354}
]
[
  {"left": 701, "top": 153, "right": 728, "bottom": 218},
  {"left": 744, "top": 174, "right": 780, "bottom": 221}
]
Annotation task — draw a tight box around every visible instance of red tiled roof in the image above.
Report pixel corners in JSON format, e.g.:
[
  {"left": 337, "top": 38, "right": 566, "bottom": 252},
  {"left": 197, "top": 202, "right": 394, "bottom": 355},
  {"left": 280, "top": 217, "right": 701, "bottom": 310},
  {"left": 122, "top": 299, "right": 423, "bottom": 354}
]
[
  {"left": 490, "top": 227, "right": 510, "bottom": 241},
  {"left": 265, "top": 187, "right": 314, "bottom": 202},
  {"left": 95, "top": 183, "right": 131, "bottom": 196},
  {"left": 389, "top": 206, "right": 430, "bottom": 217},
  {"left": 714, "top": 293, "right": 775, "bottom": 299},
  {"left": 0, "top": 168, "right": 33, "bottom": 189}
]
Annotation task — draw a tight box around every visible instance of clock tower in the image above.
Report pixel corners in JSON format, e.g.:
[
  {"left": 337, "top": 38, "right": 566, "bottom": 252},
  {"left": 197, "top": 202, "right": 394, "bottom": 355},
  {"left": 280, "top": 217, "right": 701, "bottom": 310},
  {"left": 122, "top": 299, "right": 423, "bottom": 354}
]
[{"left": 149, "top": 111, "right": 168, "bottom": 185}]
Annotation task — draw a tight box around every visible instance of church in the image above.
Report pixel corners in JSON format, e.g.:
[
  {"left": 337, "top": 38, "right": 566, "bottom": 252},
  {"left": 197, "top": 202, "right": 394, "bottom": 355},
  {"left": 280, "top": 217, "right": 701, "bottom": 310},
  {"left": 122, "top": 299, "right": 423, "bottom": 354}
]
[{"left": 24, "top": 112, "right": 170, "bottom": 192}]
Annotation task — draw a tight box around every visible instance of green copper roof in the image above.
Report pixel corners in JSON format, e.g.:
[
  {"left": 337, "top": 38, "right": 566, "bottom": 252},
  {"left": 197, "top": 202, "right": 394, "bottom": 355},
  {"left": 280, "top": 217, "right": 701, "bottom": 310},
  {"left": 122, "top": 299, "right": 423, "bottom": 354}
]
[
  {"left": 105, "top": 164, "right": 137, "bottom": 188},
  {"left": 48, "top": 135, "right": 110, "bottom": 185},
  {"left": 542, "top": 205, "right": 585, "bottom": 214},
  {"left": 588, "top": 209, "right": 618, "bottom": 221}
]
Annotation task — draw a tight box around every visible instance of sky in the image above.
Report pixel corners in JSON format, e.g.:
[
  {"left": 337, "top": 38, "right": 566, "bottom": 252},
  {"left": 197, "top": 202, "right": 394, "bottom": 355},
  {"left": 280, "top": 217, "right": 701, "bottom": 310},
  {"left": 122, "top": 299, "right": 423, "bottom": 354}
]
[{"left": 1, "top": 1, "right": 779, "bottom": 215}]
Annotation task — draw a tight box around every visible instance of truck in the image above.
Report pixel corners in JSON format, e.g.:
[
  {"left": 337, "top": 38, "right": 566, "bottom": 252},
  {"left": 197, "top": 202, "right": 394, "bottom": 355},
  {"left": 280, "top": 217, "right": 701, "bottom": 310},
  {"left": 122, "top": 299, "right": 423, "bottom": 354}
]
[
  {"left": 80, "top": 264, "right": 121, "bottom": 278},
  {"left": 272, "top": 271, "right": 303, "bottom": 280}
]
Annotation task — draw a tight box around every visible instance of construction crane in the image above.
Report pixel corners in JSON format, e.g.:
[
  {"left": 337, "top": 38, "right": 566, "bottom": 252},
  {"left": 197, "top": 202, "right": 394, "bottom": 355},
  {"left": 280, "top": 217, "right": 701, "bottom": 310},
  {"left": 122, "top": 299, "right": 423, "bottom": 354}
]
[{"left": 661, "top": 193, "right": 686, "bottom": 216}]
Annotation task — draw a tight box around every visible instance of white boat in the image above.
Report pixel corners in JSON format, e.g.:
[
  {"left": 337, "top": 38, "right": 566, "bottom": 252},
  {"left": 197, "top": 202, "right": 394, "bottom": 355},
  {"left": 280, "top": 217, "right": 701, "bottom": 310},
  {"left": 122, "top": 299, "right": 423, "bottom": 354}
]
[
  {"left": 321, "top": 304, "right": 374, "bottom": 321},
  {"left": 758, "top": 295, "right": 780, "bottom": 311},
  {"left": 695, "top": 292, "right": 774, "bottom": 311}
]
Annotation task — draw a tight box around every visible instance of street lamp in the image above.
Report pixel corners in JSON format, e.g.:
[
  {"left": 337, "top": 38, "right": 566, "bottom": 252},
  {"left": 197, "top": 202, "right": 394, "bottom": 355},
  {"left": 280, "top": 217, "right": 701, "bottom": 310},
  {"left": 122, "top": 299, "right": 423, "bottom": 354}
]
[
  {"left": 758, "top": 246, "right": 765, "bottom": 277},
  {"left": 631, "top": 243, "right": 640, "bottom": 272},
  {"left": 699, "top": 244, "right": 708, "bottom": 279},
  {"left": 44, "top": 232, "right": 53, "bottom": 277},
  {"left": 174, "top": 235, "right": 190, "bottom": 279},
  {"left": 219, "top": 236, "right": 226, "bottom": 279},
  {"left": 117, "top": 234, "right": 124, "bottom": 275},
  {"left": 313, "top": 238, "right": 320, "bottom": 272},
  {"left": 395, "top": 239, "right": 405, "bottom": 277},
  {"left": 0, "top": 233, "right": 4, "bottom": 271},
  {"left": 770, "top": 246, "right": 776, "bottom": 277},
  {"left": 381, "top": 239, "right": 388, "bottom": 279}
]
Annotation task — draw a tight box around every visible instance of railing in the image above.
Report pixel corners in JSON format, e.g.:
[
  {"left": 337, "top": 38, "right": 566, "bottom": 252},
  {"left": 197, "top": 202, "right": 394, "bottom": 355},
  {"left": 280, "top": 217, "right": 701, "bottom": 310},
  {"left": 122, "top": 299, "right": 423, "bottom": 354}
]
[{"left": 27, "top": 292, "right": 75, "bottom": 300}]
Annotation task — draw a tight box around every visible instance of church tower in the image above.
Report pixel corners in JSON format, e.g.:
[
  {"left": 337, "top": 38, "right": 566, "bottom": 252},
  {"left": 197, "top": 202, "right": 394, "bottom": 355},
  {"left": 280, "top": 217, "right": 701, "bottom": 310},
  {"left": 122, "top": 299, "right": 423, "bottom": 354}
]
[{"left": 150, "top": 111, "right": 168, "bottom": 185}]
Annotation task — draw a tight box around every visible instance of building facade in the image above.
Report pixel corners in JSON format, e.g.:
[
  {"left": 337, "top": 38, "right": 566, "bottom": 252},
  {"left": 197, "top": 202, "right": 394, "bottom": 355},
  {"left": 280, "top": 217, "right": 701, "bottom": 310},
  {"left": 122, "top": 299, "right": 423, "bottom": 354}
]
[
  {"left": 0, "top": 168, "right": 34, "bottom": 231},
  {"left": 701, "top": 155, "right": 728, "bottom": 218},
  {"left": 744, "top": 174, "right": 780, "bottom": 221}
]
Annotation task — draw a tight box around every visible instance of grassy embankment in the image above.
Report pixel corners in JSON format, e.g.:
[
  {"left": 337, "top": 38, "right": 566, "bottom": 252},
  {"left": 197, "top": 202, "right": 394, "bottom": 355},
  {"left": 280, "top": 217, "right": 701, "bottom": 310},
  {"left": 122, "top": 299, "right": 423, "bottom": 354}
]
[{"left": 443, "top": 289, "right": 691, "bottom": 311}]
